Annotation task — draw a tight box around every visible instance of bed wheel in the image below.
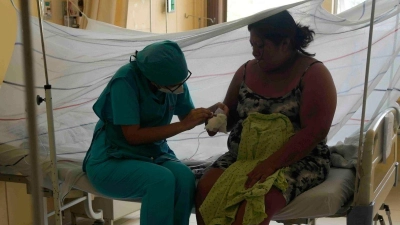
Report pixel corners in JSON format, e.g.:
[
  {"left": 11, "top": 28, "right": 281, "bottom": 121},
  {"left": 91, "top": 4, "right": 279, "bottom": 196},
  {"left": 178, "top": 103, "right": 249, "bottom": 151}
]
[{"left": 92, "top": 220, "right": 105, "bottom": 225}]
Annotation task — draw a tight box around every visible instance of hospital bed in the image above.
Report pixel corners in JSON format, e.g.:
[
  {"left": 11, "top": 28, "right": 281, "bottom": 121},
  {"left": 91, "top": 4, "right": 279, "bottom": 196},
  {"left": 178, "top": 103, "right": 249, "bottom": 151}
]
[{"left": 0, "top": 105, "right": 398, "bottom": 225}]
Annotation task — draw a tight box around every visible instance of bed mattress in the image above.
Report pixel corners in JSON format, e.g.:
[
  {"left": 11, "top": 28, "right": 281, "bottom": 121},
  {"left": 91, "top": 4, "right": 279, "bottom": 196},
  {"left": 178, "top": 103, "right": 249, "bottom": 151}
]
[
  {"left": 56, "top": 155, "right": 355, "bottom": 220},
  {"left": 0, "top": 149, "right": 355, "bottom": 220}
]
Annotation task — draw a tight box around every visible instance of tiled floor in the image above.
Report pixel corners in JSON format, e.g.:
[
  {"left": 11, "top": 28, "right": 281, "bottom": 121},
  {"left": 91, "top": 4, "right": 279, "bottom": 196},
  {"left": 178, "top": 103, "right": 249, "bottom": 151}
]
[{"left": 75, "top": 185, "right": 400, "bottom": 225}]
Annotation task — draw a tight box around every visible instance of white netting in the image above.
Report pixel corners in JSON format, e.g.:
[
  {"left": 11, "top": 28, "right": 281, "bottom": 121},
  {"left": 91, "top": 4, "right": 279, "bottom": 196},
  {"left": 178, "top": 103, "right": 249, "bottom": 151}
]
[{"left": 1, "top": 0, "right": 400, "bottom": 171}]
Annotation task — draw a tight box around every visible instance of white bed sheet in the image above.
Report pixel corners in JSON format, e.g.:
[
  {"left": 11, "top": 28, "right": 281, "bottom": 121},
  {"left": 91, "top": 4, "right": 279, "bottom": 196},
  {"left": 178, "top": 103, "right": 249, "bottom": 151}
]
[
  {"left": 274, "top": 167, "right": 355, "bottom": 220},
  {"left": 57, "top": 154, "right": 355, "bottom": 220}
]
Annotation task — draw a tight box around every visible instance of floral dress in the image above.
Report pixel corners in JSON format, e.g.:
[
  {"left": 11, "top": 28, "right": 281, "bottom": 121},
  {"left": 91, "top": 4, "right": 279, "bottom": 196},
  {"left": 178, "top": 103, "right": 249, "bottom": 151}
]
[{"left": 208, "top": 61, "right": 331, "bottom": 204}]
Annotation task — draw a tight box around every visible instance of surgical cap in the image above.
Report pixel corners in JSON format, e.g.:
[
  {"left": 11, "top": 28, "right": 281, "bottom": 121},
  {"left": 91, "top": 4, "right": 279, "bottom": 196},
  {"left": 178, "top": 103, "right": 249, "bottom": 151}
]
[{"left": 136, "top": 40, "right": 188, "bottom": 86}]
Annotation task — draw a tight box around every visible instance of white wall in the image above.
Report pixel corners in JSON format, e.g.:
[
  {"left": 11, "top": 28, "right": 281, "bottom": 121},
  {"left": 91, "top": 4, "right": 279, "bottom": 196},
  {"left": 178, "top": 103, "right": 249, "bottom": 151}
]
[
  {"left": 0, "top": 0, "right": 17, "bottom": 85},
  {"left": 227, "top": 0, "right": 334, "bottom": 21}
]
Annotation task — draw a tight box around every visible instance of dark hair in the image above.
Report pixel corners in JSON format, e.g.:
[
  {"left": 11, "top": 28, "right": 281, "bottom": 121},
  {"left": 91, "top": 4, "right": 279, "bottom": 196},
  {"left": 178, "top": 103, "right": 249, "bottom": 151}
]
[{"left": 248, "top": 10, "right": 315, "bottom": 56}]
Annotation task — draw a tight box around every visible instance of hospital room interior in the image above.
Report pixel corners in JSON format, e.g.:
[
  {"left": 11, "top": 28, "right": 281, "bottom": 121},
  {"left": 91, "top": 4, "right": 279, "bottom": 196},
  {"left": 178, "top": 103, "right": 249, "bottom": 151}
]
[{"left": 1, "top": 0, "right": 400, "bottom": 225}]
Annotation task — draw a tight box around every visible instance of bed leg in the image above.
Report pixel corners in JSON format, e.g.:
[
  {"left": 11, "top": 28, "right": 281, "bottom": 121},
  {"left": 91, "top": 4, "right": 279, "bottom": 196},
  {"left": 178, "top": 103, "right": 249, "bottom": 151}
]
[
  {"left": 377, "top": 214, "right": 386, "bottom": 225},
  {"left": 279, "top": 218, "right": 316, "bottom": 225},
  {"left": 71, "top": 212, "right": 77, "bottom": 225},
  {"left": 43, "top": 197, "right": 49, "bottom": 225},
  {"left": 383, "top": 204, "right": 393, "bottom": 225},
  {"left": 347, "top": 204, "right": 374, "bottom": 225},
  {"left": 84, "top": 193, "right": 104, "bottom": 221},
  {"left": 92, "top": 219, "right": 114, "bottom": 225},
  {"left": 104, "top": 219, "right": 114, "bottom": 225}
]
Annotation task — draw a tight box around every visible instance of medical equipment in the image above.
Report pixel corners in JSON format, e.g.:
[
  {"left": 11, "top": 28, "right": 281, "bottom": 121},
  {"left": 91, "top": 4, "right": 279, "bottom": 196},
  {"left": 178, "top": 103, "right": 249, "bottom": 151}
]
[{"left": 205, "top": 108, "right": 227, "bottom": 133}]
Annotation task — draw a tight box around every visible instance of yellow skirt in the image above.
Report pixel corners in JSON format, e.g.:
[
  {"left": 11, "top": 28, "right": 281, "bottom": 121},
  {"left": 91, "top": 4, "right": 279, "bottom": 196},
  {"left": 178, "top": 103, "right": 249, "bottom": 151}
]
[{"left": 199, "top": 113, "right": 294, "bottom": 225}]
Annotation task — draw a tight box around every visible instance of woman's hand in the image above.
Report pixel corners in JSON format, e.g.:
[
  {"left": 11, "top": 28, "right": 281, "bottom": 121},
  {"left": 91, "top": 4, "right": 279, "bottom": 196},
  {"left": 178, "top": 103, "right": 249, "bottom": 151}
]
[
  {"left": 214, "top": 102, "right": 229, "bottom": 116},
  {"left": 245, "top": 159, "right": 277, "bottom": 189},
  {"left": 181, "top": 108, "right": 213, "bottom": 131}
]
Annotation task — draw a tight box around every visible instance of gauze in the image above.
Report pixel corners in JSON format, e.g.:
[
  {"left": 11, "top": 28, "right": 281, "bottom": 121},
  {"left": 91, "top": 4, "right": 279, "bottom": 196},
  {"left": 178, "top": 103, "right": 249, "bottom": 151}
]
[{"left": 205, "top": 108, "right": 227, "bottom": 133}]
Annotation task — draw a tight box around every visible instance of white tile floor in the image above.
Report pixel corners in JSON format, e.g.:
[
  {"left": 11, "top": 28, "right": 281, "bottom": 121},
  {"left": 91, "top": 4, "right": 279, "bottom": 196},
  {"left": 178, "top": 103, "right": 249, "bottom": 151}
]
[{"left": 75, "top": 185, "right": 400, "bottom": 225}]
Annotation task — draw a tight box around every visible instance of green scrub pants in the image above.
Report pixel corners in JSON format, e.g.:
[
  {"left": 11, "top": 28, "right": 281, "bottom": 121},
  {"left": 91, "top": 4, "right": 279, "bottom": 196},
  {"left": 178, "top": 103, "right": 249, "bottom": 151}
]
[{"left": 85, "top": 159, "right": 195, "bottom": 225}]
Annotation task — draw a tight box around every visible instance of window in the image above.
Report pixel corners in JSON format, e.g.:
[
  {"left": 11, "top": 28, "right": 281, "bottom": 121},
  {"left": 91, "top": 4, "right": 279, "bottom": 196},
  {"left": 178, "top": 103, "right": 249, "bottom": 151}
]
[
  {"left": 336, "top": 0, "right": 365, "bottom": 14},
  {"left": 227, "top": 0, "right": 302, "bottom": 21}
]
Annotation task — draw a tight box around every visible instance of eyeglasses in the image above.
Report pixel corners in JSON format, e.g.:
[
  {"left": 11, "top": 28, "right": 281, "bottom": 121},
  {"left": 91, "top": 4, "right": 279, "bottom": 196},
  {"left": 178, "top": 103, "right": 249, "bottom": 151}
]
[{"left": 163, "top": 70, "right": 192, "bottom": 93}]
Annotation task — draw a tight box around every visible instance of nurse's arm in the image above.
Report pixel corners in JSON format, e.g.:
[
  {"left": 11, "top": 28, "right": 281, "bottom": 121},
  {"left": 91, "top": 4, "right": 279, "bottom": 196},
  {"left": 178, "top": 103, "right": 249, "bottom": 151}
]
[{"left": 122, "top": 108, "right": 212, "bottom": 145}]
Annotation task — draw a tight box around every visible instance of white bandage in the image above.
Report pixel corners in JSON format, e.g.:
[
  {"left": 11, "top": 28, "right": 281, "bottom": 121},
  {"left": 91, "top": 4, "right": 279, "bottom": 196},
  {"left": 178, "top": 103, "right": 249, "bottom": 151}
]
[{"left": 205, "top": 108, "right": 227, "bottom": 133}]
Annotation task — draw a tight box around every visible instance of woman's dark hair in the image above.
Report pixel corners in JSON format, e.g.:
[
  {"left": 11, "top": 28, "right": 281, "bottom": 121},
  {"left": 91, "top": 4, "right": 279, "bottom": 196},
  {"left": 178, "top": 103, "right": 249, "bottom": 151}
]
[{"left": 248, "top": 10, "right": 315, "bottom": 56}]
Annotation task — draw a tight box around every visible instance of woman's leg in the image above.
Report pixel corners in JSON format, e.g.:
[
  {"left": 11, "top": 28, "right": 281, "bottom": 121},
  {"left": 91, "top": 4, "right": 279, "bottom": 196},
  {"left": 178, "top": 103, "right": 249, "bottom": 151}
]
[
  {"left": 195, "top": 168, "right": 225, "bottom": 225},
  {"left": 161, "top": 161, "right": 196, "bottom": 225},
  {"left": 232, "top": 186, "right": 287, "bottom": 225},
  {"left": 85, "top": 159, "right": 176, "bottom": 225}
]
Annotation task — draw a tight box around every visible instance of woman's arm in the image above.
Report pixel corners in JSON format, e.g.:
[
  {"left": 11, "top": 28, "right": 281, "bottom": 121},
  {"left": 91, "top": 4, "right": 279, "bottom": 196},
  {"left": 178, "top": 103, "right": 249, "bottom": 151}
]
[
  {"left": 224, "top": 65, "right": 245, "bottom": 131},
  {"left": 206, "top": 64, "right": 246, "bottom": 137}
]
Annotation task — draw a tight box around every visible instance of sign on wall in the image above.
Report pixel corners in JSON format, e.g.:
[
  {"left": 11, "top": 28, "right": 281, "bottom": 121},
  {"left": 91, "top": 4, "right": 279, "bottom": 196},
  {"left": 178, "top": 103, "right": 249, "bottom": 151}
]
[
  {"left": 167, "top": 0, "right": 175, "bottom": 13},
  {"left": 43, "top": 0, "right": 52, "bottom": 19}
]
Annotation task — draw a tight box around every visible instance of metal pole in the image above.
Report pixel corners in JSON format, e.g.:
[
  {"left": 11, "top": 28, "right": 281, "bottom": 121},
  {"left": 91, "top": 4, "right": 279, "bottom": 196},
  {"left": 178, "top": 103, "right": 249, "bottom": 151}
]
[
  {"left": 35, "top": 0, "right": 62, "bottom": 224},
  {"left": 333, "top": 0, "right": 338, "bottom": 14},
  {"left": 354, "top": 0, "right": 377, "bottom": 205},
  {"left": 150, "top": 0, "right": 152, "bottom": 32},
  {"left": 67, "top": 0, "right": 70, "bottom": 27},
  {"left": 36, "top": 0, "right": 49, "bottom": 85},
  {"left": 43, "top": 83, "right": 62, "bottom": 225},
  {"left": 165, "top": 0, "right": 168, "bottom": 33},
  {"left": 19, "top": 1, "right": 45, "bottom": 225}
]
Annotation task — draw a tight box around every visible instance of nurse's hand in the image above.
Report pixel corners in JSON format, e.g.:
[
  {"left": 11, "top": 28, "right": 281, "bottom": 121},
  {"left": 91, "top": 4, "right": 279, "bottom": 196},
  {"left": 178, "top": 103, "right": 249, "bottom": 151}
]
[{"left": 181, "top": 108, "right": 213, "bottom": 130}]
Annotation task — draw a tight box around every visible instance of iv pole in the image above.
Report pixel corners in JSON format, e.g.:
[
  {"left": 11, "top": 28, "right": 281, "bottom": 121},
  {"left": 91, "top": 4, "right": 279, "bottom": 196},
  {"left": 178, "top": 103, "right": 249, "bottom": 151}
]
[
  {"left": 354, "top": 0, "right": 377, "bottom": 206},
  {"left": 35, "top": 0, "right": 63, "bottom": 224},
  {"left": 19, "top": 0, "right": 45, "bottom": 224}
]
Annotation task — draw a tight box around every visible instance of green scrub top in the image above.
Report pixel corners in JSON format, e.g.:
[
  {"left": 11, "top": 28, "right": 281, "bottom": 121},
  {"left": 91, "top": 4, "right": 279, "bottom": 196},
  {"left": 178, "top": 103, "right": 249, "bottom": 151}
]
[{"left": 83, "top": 62, "right": 194, "bottom": 171}]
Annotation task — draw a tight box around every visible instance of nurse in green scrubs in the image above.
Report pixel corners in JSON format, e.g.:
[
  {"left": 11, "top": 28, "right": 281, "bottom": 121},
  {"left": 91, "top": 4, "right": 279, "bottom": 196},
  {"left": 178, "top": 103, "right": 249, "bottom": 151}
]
[{"left": 82, "top": 40, "right": 213, "bottom": 225}]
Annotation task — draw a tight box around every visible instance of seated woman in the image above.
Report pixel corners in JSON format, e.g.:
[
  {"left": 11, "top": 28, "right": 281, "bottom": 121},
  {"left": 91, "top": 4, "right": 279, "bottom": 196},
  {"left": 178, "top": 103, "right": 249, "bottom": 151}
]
[
  {"left": 82, "top": 40, "right": 213, "bottom": 225},
  {"left": 196, "top": 10, "right": 337, "bottom": 225}
]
